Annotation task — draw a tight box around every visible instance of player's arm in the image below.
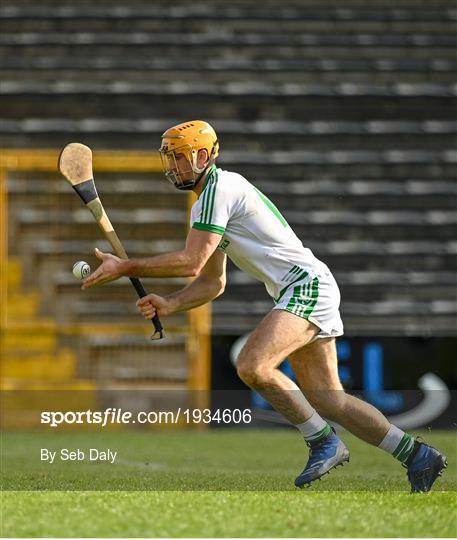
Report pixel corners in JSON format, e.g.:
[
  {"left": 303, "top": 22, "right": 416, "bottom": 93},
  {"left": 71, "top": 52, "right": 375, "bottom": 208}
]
[
  {"left": 136, "top": 249, "right": 227, "bottom": 318},
  {"left": 82, "top": 228, "right": 221, "bottom": 289}
]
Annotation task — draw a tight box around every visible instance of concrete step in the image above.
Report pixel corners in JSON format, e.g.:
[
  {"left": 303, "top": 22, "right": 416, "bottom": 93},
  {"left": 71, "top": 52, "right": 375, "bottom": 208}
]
[
  {"left": 2, "top": 68, "right": 455, "bottom": 87},
  {"left": 1, "top": 349, "right": 76, "bottom": 380},
  {"left": 2, "top": 118, "right": 456, "bottom": 152},
  {"left": 3, "top": 18, "right": 457, "bottom": 36},
  {"left": 81, "top": 334, "right": 188, "bottom": 383},
  {"left": 2, "top": 2, "right": 455, "bottom": 22},
  {"left": 72, "top": 301, "right": 186, "bottom": 326},
  {"left": 0, "top": 381, "right": 97, "bottom": 427},
  {"left": 1, "top": 92, "right": 453, "bottom": 123},
  {"left": 1, "top": 321, "right": 58, "bottom": 353},
  {"left": 6, "top": 256, "right": 21, "bottom": 291},
  {"left": 212, "top": 313, "right": 457, "bottom": 337},
  {"left": 2, "top": 80, "right": 455, "bottom": 98},
  {"left": 6, "top": 291, "right": 41, "bottom": 320},
  {"left": 25, "top": 237, "right": 457, "bottom": 275},
  {"left": 47, "top": 275, "right": 187, "bottom": 322},
  {"left": 15, "top": 47, "right": 449, "bottom": 64}
]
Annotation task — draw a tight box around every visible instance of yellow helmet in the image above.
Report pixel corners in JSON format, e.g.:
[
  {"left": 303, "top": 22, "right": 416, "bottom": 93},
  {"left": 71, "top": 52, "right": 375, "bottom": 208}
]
[{"left": 159, "top": 120, "right": 219, "bottom": 190}]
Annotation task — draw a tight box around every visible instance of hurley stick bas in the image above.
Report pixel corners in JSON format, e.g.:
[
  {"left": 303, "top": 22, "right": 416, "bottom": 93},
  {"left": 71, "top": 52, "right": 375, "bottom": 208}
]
[{"left": 58, "top": 142, "right": 164, "bottom": 340}]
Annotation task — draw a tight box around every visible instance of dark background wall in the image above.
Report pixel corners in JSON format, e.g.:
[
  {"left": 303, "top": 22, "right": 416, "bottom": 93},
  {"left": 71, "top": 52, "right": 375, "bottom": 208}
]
[
  {"left": 1, "top": 0, "right": 455, "bottom": 337},
  {"left": 1, "top": 2, "right": 456, "bottom": 414}
]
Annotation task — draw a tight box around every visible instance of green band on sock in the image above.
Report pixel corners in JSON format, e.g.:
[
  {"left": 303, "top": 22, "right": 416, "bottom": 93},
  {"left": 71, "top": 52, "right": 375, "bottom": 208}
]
[
  {"left": 393, "top": 433, "right": 415, "bottom": 462},
  {"left": 306, "top": 423, "right": 332, "bottom": 443}
]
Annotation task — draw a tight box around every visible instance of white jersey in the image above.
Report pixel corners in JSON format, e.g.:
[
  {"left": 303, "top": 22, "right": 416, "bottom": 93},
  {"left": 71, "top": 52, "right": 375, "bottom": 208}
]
[{"left": 190, "top": 166, "right": 328, "bottom": 302}]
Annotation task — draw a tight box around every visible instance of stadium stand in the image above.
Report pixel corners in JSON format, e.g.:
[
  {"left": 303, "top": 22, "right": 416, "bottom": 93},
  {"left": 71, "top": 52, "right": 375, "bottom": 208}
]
[{"left": 1, "top": 0, "right": 456, "bottom": 345}]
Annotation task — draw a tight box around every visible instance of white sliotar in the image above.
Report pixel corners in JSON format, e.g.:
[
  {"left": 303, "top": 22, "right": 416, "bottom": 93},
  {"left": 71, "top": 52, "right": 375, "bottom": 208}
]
[{"left": 72, "top": 261, "right": 91, "bottom": 280}]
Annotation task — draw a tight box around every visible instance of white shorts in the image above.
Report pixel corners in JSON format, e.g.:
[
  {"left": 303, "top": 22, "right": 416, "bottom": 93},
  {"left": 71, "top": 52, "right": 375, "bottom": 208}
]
[{"left": 273, "top": 268, "right": 344, "bottom": 339}]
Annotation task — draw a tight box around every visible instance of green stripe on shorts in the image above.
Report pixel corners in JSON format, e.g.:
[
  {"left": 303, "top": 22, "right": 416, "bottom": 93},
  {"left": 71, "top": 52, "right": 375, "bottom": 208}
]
[
  {"left": 275, "top": 270, "right": 309, "bottom": 303},
  {"left": 302, "top": 277, "right": 319, "bottom": 318},
  {"left": 284, "top": 277, "right": 319, "bottom": 320},
  {"left": 285, "top": 284, "right": 302, "bottom": 314}
]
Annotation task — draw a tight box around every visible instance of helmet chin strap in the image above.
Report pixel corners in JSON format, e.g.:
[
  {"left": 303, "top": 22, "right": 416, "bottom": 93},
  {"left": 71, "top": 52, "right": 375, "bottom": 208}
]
[
  {"left": 171, "top": 142, "right": 218, "bottom": 191},
  {"left": 175, "top": 161, "right": 213, "bottom": 191}
]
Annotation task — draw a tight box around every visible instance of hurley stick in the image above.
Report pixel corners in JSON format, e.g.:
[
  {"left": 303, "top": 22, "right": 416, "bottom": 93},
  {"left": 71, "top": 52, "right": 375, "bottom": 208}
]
[{"left": 58, "top": 142, "right": 164, "bottom": 340}]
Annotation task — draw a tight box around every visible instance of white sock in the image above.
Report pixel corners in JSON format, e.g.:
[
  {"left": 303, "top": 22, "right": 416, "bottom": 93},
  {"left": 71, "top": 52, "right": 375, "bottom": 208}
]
[
  {"left": 378, "top": 424, "right": 404, "bottom": 453},
  {"left": 295, "top": 410, "right": 332, "bottom": 442},
  {"left": 379, "top": 424, "right": 416, "bottom": 462}
]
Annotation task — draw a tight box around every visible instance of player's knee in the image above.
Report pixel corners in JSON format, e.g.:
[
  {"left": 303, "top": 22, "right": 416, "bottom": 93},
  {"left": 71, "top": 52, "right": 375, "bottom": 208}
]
[
  {"left": 236, "top": 360, "right": 271, "bottom": 389},
  {"left": 236, "top": 361, "right": 258, "bottom": 387}
]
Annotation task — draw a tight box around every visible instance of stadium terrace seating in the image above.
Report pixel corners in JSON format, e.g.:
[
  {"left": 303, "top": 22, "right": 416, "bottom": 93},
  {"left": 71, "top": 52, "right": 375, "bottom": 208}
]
[
  {"left": 24, "top": 239, "right": 184, "bottom": 288},
  {"left": 53, "top": 273, "right": 186, "bottom": 325},
  {"left": 80, "top": 334, "right": 189, "bottom": 383},
  {"left": 2, "top": 119, "right": 457, "bottom": 151},
  {"left": 1, "top": 0, "right": 456, "bottom": 337}
]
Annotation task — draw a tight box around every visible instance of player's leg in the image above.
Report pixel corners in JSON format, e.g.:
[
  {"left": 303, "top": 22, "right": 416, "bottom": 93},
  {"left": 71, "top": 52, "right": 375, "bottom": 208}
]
[
  {"left": 236, "top": 309, "right": 320, "bottom": 424},
  {"left": 236, "top": 310, "right": 349, "bottom": 487},
  {"left": 288, "top": 337, "right": 391, "bottom": 444},
  {"left": 289, "top": 337, "right": 448, "bottom": 491}
]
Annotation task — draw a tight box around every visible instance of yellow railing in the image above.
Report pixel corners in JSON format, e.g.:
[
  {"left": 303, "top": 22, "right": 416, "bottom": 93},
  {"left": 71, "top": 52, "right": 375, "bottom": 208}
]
[
  {"left": 0, "top": 148, "right": 211, "bottom": 395},
  {"left": 0, "top": 159, "right": 6, "bottom": 330}
]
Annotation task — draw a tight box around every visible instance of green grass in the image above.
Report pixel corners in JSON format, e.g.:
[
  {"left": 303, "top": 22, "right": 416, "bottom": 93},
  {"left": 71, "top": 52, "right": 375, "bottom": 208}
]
[
  {"left": 3, "top": 490, "right": 456, "bottom": 538},
  {"left": 1, "top": 429, "right": 456, "bottom": 537}
]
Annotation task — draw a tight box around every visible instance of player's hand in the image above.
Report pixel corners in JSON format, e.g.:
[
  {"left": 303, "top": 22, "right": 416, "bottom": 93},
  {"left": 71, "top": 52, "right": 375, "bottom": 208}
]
[
  {"left": 137, "top": 294, "right": 175, "bottom": 319},
  {"left": 82, "top": 248, "right": 124, "bottom": 289}
]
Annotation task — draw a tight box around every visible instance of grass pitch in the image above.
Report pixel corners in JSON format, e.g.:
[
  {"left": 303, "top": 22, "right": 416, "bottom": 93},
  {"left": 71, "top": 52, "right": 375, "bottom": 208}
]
[{"left": 1, "top": 429, "right": 456, "bottom": 537}]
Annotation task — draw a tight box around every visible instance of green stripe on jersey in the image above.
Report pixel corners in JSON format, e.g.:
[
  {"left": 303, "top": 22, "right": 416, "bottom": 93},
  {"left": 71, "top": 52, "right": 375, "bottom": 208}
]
[
  {"left": 192, "top": 222, "right": 226, "bottom": 235},
  {"left": 201, "top": 181, "right": 215, "bottom": 223},
  {"left": 200, "top": 165, "right": 216, "bottom": 193},
  {"left": 253, "top": 186, "right": 288, "bottom": 228},
  {"left": 199, "top": 181, "right": 210, "bottom": 223},
  {"left": 207, "top": 179, "right": 217, "bottom": 224},
  {"left": 199, "top": 168, "right": 218, "bottom": 224}
]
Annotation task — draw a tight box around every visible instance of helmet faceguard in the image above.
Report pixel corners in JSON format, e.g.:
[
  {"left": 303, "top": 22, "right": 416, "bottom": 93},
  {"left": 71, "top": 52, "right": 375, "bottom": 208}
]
[{"left": 159, "top": 121, "right": 219, "bottom": 191}]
